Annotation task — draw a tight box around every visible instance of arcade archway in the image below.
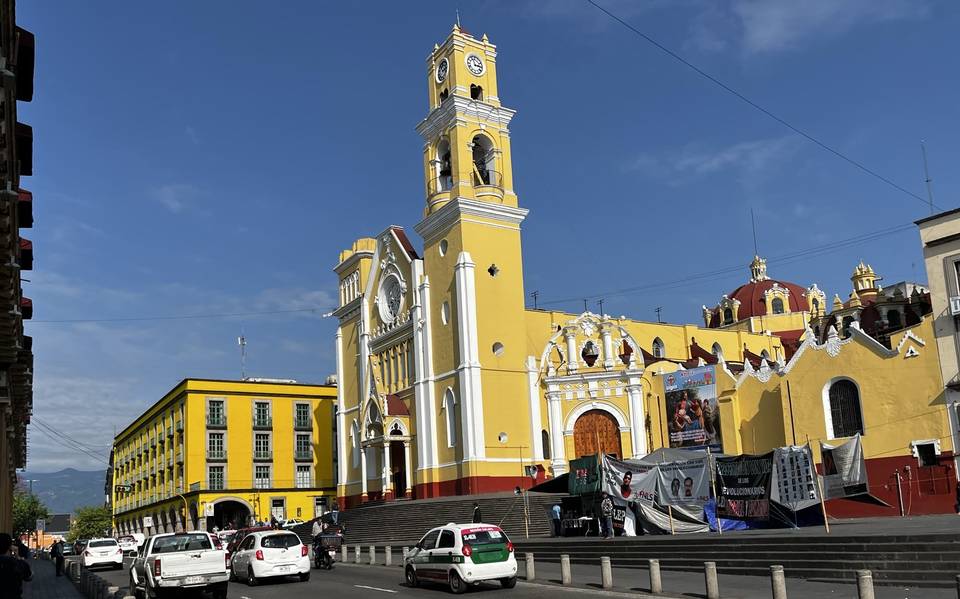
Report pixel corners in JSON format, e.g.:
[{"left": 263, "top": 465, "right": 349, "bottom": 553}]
[
  {"left": 209, "top": 497, "right": 253, "bottom": 531},
  {"left": 573, "top": 409, "right": 622, "bottom": 459}
]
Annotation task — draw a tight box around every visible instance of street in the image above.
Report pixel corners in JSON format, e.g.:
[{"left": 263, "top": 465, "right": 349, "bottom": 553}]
[{"left": 77, "top": 557, "right": 611, "bottom": 599}]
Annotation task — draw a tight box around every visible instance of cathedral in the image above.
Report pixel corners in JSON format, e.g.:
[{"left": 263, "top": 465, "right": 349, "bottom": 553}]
[{"left": 333, "top": 26, "right": 954, "bottom": 515}]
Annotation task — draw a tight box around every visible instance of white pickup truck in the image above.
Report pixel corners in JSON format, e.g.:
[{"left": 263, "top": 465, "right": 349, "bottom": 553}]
[{"left": 128, "top": 532, "right": 228, "bottom": 599}]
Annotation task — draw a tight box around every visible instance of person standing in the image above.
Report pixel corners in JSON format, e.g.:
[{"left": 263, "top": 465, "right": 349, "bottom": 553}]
[
  {"left": 330, "top": 501, "right": 340, "bottom": 525},
  {"left": 50, "top": 539, "right": 64, "bottom": 577},
  {"left": 472, "top": 502, "right": 482, "bottom": 523},
  {"left": 0, "top": 533, "right": 32, "bottom": 598},
  {"left": 599, "top": 492, "right": 614, "bottom": 539},
  {"left": 550, "top": 504, "right": 562, "bottom": 537}
]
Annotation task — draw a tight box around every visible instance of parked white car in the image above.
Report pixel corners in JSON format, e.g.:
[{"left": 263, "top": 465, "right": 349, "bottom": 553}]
[
  {"left": 82, "top": 538, "right": 124, "bottom": 570},
  {"left": 229, "top": 530, "right": 310, "bottom": 585},
  {"left": 117, "top": 535, "right": 138, "bottom": 555},
  {"left": 128, "top": 532, "right": 228, "bottom": 599}
]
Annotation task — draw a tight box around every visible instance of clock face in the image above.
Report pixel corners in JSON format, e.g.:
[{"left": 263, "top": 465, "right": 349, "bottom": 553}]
[
  {"left": 436, "top": 58, "right": 449, "bottom": 83},
  {"left": 465, "top": 54, "right": 485, "bottom": 76},
  {"left": 378, "top": 276, "right": 404, "bottom": 322}
]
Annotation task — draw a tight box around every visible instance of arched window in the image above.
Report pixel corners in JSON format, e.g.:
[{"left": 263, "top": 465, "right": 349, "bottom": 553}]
[
  {"left": 581, "top": 341, "right": 599, "bottom": 367},
  {"left": 887, "top": 309, "right": 902, "bottom": 329},
  {"left": 442, "top": 389, "right": 457, "bottom": 448},
  {"left": 842, "top": 316, "right": 854, "bottom": 338},
  {"left": 828, "top": 379, "right": 863, "bottom": 438},
  {"left": 350, "top": 421, "right": 360, "bottom": 469},
  {"left": 471, "top": 135, "right": 495, "bottom": 185},
  {"left": 436, "top": 139, "right": 452, "bottom": 192},
  {"left": 722, "top": 307, "right": 734, "bottom": 325},
  {"left": 541, "top": 430, "right": 551, "bottom": 460},
  {"left": 711, "top": 342, "right": 723, "bottom": 362},
  {"left": 760, "top": 349, "right": 770, "bottom": 363},
  {"left": 652, "top": 338, "right": 665, "bottom": 359},
  {"left": 470, "top": 84, "right": 483, "bottom": 100},
  {"left": 771, "top": 297, "right": 785, "bottom": 314},
  {"left": 812, "top": 298, "right": 820, "bottom": 311}
]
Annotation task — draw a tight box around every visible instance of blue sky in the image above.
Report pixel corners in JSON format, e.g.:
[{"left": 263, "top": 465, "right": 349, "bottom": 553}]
[{"left": 19, "top": 0, "right": 959, "bottom": 470}]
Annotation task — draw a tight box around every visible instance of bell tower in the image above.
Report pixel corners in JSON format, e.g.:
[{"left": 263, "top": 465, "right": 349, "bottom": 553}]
[{"left": 414, "top": 25, "right": 531, "bottom": 493}]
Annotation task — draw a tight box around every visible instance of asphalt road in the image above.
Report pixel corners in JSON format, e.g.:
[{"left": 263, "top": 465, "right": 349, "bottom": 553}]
[{"left": 78, "top": 557, "right": 611, "bottom": 599}]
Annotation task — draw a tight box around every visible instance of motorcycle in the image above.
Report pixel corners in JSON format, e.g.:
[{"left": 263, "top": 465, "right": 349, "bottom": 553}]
[{"left": 313, "top": 533, "right": 341, "bottom": 570}]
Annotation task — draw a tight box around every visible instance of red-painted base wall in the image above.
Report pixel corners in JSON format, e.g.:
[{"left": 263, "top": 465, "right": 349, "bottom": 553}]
[{"left": 820, "top": 452, "right": 956, "bottom": 518}]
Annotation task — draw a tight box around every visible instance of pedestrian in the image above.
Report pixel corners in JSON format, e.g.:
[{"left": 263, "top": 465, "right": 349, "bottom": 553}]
[
  {"left": 472, "top": 502, "right": 482, "bottom": 524},
  {"left": 330, "top": 501, "right": 339, "bottom": 525},
  {"left": 50, "top": 538, "right": 64, "bottom": 577},
  {"left": 14, "top": 539, "right": 28, "bottom": 560},
  {"left": 0, "top": 532, "right": 33, "bottom": 599},
  {"left": 550, "top": 504, "right": 562, "bottom": 537},
  {"left": 270, "top": 516, "right": 279, "bottom": 530},
  {"left": 311, "top": 518, "right": 323, "bottom": 538},
  {"left": 599, "top": 492, "right": 614, "bottom": 539}
]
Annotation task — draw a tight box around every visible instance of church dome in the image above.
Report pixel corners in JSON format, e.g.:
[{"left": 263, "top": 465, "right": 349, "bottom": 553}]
[{"left": 706, "top": 256, "right": 811, "bottom": 327}]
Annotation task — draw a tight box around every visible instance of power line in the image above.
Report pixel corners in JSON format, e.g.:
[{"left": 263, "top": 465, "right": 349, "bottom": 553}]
[
  {"left": 32, "top": 416, "right": 113, "bottom": 451},
  {"left": 28, "top": 423, "right": 110, "bottom": 466},
  {"left": 584, "top": 0, "right": 942, "bottom": 212}
]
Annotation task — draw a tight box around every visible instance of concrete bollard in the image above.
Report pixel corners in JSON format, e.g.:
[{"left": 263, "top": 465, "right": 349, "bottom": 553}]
[
  {"left": 107, "top": 586, "right": 119, "bottom": 599},
  {"left": 524, "top": 552, "right": 535, "bottom": 580},
  {"left": 341, "top": 545, "right": 348, "bottom": 563},
  {"left": 601, "top": 556, "right": 613, "bottom": 589},
  {"left": 385, "top": 546, "right": 392, "bottom": 567},
  {"left": 355, "top": 545, "right": 361, "bottom": 563},
  {"left": 857, "top": 570, "right": 875, "bottom": 599},
  {"left": 771, "top": 565, "right": 787, "bottom": 599},
  {"left": 704, "top": 561, "right": 719, "bottom": 599},
  {"left": 369, "top": 545, "right": 376, "bottom": 565},
  {"left": 649, "top": 558, "right": 662, "bottom": 594},
  {"left": 560, "top": 554, "right": 572, "bottom": 585}
]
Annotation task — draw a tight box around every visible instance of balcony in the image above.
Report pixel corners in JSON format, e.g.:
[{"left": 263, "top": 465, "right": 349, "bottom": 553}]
[
  {"left": 293, "top": 417, "right": 312, "bottom": 431},
  {"left": 176, "top": 449, "right": 184, "bottom": 464},
  {"left": 207, "top": 449, "right": 226, "bottom": 461},
  {"left": 294, "top": 449, "right": 313, "bottom": 461},
  {"left": 206, "top": 414, "right": 226, "bottom": 428},
  {"left": 253, "top": 450, "right": 272, "bottom": 461},
  {"left": 166, "top": 455, "right": 173, "bottom": 468},
  {"left": 426, "top": 170, "right": 504, "bottom": 201},
  {"left": 150, "top": 437, "right": 156, "bottom": 448},
  {"left": 253, "top": 416, "right": 272, "bottom": 430},
  {"left": 176, "top": 420, "right": 184, "bottom": 433},
  {"left": 166, "top": 426, "right": 173, "bottom": 438}
]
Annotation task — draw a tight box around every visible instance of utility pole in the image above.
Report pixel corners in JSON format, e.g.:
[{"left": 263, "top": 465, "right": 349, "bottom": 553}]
[
  {"left": 921, "top": 140, "right": 935, "bottom": 215},
  {"left": 597, "top": 299, "right": 604, "bottom": 316},
  {"left": 238, "top": 331, "right": 247, "bottom": 380},
  {"left": 655, "top": 307, "right": 663, "bottom": 323},
  {"left": 530, "top": 290, "right": 539, "bottom": 309},
  {"left": 583, "top": 299, "right": 588, "bottom": 313}
]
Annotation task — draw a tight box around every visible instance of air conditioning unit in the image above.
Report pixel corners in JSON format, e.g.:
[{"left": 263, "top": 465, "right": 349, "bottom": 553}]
[{"left": 950, "top": 296, "right": 960, "bottom": 316}]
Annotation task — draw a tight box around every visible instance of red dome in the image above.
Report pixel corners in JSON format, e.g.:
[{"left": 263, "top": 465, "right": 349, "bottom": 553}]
[{"left": 728, "top": 279, "right": 809, "bottom": 319}]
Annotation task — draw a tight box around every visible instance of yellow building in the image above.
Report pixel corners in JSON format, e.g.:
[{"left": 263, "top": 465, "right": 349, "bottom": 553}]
[
  {"left": 111, "top": 379, "right": 337, "bottom": 534},
  {"left": 333, "top": 25, "right": 781, "bottom": 506}
]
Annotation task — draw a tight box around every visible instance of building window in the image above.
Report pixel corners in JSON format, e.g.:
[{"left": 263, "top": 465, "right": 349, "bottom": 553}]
[
  {"left": 469, "top": 84, "right": 483, "bottom": 101},
  {"left": 294, "top": 403, "right": 311, "bottom": 429},
  {"left": 541, "top": 430, "right": 551, "bottom": 460},
  {"left": 208, "top": 466, "right": 224, "bottom": 491},
  {"left": 443, "top": 389, "right": 457, "bottom": 448},
  {"left": 842, "top": 316, "right": 855, "bottom": 338},
  {"left": 296, "top": 465, "right": 312, "bottom": 489},
  {"left": 887, "top": 309, "right": 902, "bottom": 329},
  {"left": 812, "top": 298, "right": 820, "bottom": 311},
  {"left": 207, "top": 433, "right": 224, "bottom": 460},
  {"left": 471, "top": 134, "right": 495, "bottom": 186},
  {"left": 771, "top": 297, "right": 785, "bottom": 314},
  {"left": 207, "top": 400, "right": 225, "bottom": 427},
  {"left": 351, "top": 421, "right": 360, "bottom": 469},
  {"left": 295, "top": 434, "right": 312, "bottom": 460},
  {"left": 915, "top": 442, "right": 938, "bottom": 467},
  {"left": 270, "top": 498, "right": 285, "bottom": 521},
  {"left": 254, "top": 465, "right": 271, "bottom": 489},
  {"left": 652, "top": 338, "right": 665, "bottom": 359},
  {"left": 828, "top": 379, "right": 864, "bottom": 438},
  {"left": 711, "top": 342, "right": 723, "bottom": 362},
  {"left": 254, "top": 401, "right": 271, "bottom": 428},
  {"left": 722, "top": 308, "right": 733, "bottom": 325},
  {"left": 254, "top": 433, "right": 271, "bottom": 460}
]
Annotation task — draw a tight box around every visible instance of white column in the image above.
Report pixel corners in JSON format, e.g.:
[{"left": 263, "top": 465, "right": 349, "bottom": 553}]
[
  {"left": 526, "top": 356, "right": 544, "bottom": 461},
  {"left": 360, "top": 447, "right": 368, "bottom": 498},
  {"left": 335, "top": 327, "right": 347, "bottom": 494},
  {"left": 626, "top": 380, "right": 647, "bottom": 458},
  {"left": 565, "top": 331, "right": 579, "bottom": 374},
  {"left": 403, "top": 441, "right": 413, "bottom": 496},
  {"left": 382, "top": 443, "right": 392, "bottom": 497},
  {"left": 547, "top": 391, "right": 567, "bottom": 474},
  {"left": 601, "top": 323, "right": 615, "bottom": 370},
  {"left": 413, "top": 266, "right": 438, "bottom": 471},
  {"left": 455, "top": 252, "right": 485, "bottom": 460}
]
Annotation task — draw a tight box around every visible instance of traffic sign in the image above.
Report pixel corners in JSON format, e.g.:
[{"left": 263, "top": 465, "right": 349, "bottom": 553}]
[
  {"left": 115, "top": 484, "right": 132, "bottom": 493},
  {"left": 35, "top": 518, "right": 45, "bottom": 532}
]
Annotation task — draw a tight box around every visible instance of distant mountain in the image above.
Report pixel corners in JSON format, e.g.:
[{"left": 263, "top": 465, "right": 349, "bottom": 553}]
[{"left": 19, "top": 469, "right": 106, "bottom": 514}]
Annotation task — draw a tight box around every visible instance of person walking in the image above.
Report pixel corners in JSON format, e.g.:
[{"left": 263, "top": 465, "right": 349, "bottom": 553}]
[
  {"left": 0, "top": 533, "right": 33, "bottom": 599},
  {"left": 599, "top": 492, "right": 614, "bottom": 539},
  {"left": 50, "top": 539, "right": 65, "bottom": 577},
  {"left": 550, "top": 504, "right": 562, "bottom": 537},
  {"left": 472, "top": 502, "right": 483, "bottom": 523},
  {"left": 330, "top": 501, "right": 340, "bottom": 525}
]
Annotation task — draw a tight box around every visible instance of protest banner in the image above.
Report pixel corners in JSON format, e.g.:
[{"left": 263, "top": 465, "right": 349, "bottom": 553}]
[
  {"left": 663, "top": 366, "right": 722, "bottom": 450},
  {"left": 655, "top": 458, "right": 711, "bottom": 505},
  {"left": 715, "top": 453, "right": 774, "bottom": 520},
  {"left": 772, "top": 445, "right": 820, "bottom": 511},
  {"left": 820, "top": 434, "right": 868, "bottom": 499}
]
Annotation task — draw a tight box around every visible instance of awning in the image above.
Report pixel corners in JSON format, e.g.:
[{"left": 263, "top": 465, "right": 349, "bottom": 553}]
[
  {"left": 15, "top": 27, "right": 35, "bottom": 102},
  {"left": 19, "top": 237, "right": 32, "bottom": 270},
  {"left": 20, "top": 296, "right": 31, "bottom": 320},
  {"left": 17, "top": 189, "right": 32, "bottom": 228},
  {"left": 15, "top": 123, "right": 32, "bottom": 177}
]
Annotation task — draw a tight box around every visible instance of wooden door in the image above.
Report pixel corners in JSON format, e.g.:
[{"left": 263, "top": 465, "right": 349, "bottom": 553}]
[{"left": 573, "top": 410, "right": 622, "bottom": 458}]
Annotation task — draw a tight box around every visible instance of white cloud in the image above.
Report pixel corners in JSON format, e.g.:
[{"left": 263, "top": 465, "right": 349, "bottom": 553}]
[
  {"left": 152, "top": 183, "right": 200, "bottom": 214},
  {"left": 710, "top": 0, "right": 930, "bottom": 54}
]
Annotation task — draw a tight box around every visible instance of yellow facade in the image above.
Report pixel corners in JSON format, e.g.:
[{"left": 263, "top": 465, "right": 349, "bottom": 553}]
[
  {"left": 333, "top": 26, "right": 782, "bottom": 506},
  {"left": 111, "top": 379, "right": 337, "bottom": 534}
]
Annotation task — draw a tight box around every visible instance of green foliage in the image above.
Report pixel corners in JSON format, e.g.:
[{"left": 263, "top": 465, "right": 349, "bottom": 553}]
[
  {"left": 68, "top": 505, "right": 113, "bottom": 542},
  {"left": 12, "top": 489, "right": 49, "bottom": 536}
]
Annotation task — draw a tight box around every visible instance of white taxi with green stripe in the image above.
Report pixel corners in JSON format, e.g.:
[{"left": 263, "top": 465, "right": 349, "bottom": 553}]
[{"left": 404, "top": 522, "right": 518, "bottom": 593}]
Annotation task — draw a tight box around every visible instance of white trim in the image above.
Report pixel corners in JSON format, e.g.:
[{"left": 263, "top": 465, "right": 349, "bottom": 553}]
[
  {"left": 442, "top": 387, "right": 457, "bottom": 449},
  {"left": 563, "top": 400, "right": 630, "bottom": 434},
  {"left": 454, "top": 251, "right": 486, "bottom": 460},
  {"left": 412, "top": 263, "right": 438, "bottom": 470},
  {"left": 821, "top": 376, "right": 865, "bottom": 440},
  {"left": 526, "top": 356, "right": 544, "bottom": 461},
  {"left": 415, "top": 198, "right": 528, "bottom": 245}
]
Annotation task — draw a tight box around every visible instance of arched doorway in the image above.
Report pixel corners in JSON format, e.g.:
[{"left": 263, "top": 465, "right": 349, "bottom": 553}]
[
  {"left": 210, "top": 498, "right": 252, "bottom": 531},
  {"left": 573, "top": 409, "right": 622, "bottom": 459}
]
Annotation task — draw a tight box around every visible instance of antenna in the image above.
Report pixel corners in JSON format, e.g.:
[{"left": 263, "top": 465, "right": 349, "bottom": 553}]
[
  {"left": 597, "top": 299, "right": 605, "bottom": 316},
  {"left": 921, "top": 140, "right": 935, "bottom": 215},
  {"left": 583, "top": 299, "right": 589, "bottom": 313},
  {"left": 238, "top": 330, "right": 247, "bottom": 380},
  {"left": 456, "top": 8, "right": 461, "bottom": 27},
  {"left": 750, "top": 207, "right": 759, "bottom": 256}
]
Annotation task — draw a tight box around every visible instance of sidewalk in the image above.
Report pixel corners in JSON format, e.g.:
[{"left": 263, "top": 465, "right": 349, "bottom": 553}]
[
  {"left": 528, "top": 559, "right": 955, "bottom": 599},
  {"left": 23, "top": 558, "right": 83, "bottom": 599}
]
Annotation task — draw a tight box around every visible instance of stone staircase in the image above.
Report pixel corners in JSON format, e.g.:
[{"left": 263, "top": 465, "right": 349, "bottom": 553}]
[
  {"left": 292, "top": 492, "right": 564, "bottom": 546},
  {"left": 514, "top": 531, "right": 960, "bottom": 588}
]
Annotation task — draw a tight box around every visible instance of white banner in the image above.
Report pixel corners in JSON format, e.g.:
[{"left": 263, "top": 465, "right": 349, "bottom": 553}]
[
  {"left": 820, "top": 434, "right": 868, "bottom": 500},
  {"left": 772, "top": 445, "right": 820, "bottom": 510},
  {"left": 655, "top": 458, "right": 711, "bottom": 505}
]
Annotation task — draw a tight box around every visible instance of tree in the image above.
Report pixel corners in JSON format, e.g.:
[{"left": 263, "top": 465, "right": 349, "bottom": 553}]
[
  {"left": 68, "top": 505, "right": 113, "bottom": 542},
  {"left": 12, "top": 489, "right": 49, "bottom": 537}
]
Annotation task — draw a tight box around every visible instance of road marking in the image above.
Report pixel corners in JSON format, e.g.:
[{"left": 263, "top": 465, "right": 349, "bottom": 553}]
[{"left": 354, "top": 584, "right": 397, "bottom": 593}]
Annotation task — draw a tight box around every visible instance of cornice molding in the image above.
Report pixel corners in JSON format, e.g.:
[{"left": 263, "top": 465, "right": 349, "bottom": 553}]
[
  {"left": 415, "top": 197, "right": 528, "bottom": 244},
  {"left": 416, "top": 95, "right": 516, "bottom": 142}
]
